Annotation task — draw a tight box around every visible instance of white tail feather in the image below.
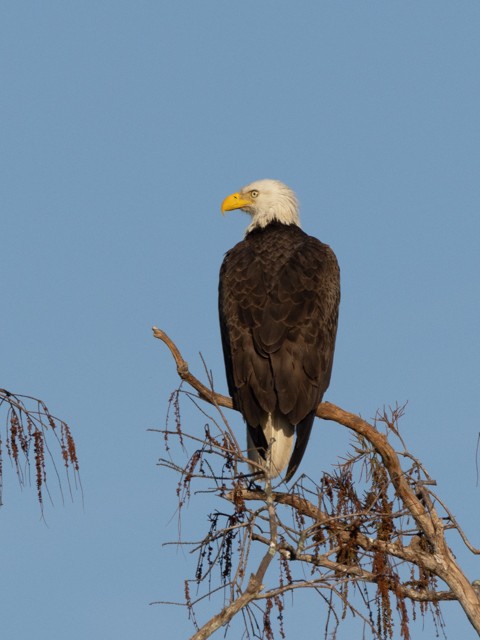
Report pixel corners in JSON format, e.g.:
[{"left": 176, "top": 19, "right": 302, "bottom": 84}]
[{"left": 247, "top": 412, "right": 294, "bottom": 478}]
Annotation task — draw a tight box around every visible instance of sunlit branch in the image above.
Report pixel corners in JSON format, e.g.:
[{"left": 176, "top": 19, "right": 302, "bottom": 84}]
[{"left": 154, "top": 328, "right": 480, "bottom": 638}]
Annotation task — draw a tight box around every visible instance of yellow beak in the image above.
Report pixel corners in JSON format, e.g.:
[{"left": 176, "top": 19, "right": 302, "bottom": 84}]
[{"left": 221, "top": 192, "right": 252, "bottom": 215}]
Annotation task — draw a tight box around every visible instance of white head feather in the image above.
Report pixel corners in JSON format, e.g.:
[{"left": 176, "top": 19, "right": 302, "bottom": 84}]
[{"left": 222, "top": 179, "right": 300, "bottom": 234}]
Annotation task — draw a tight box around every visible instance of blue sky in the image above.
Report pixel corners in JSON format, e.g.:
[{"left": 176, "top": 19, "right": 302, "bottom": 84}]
[{"left": 1, "top": 2, "right": 480, "bottom": 638}]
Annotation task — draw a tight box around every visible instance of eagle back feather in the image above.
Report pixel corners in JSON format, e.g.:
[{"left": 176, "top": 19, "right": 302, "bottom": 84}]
[{"left": 219, "top": 221, "right": 340, "bottom": 479}]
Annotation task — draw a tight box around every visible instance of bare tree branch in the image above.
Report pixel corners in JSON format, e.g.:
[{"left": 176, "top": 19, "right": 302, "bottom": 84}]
[{"left": 153, "top": 328, "right": 480, "bottom": 639}]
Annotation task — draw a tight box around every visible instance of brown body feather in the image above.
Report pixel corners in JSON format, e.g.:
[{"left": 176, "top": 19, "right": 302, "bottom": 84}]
[{"left": 219, "top": 221, "right": 340, "bottom": 480}]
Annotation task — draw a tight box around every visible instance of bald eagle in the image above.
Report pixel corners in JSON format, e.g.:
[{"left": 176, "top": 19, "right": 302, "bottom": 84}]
[{"left": 219, "top": 179, "right": 340, "bottom": 481}]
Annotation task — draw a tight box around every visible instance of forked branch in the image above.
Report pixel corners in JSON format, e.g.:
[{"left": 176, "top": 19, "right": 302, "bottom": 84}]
[{"left": 153, "top": 327, "right": 480, "bottom": 639}]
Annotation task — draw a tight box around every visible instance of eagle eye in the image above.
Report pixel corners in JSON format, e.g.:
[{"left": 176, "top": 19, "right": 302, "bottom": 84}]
[{"left": 250, "top": 190, "right": 259, "bottom": 199}]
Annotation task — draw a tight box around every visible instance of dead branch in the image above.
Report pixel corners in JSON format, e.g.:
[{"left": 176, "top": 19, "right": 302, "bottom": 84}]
[
  {"left": 153, "top": 328, "right": 232, "bottom": 410},
  {"left": 153, "top": 328, "right": 480, "bottom": 639}
]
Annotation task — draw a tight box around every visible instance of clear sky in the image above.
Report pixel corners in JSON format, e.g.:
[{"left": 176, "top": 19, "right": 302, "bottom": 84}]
[{"left": 1, "top": 2, "right": 480, "bottom": 638}]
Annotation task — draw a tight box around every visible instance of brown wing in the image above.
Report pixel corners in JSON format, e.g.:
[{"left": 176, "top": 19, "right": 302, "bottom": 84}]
[
  {"left": 264, "top": 235, "right": 340, "bottom": 423},
  {"left": 284, "top": 411, "right": 315, "bottom": 482},
  {"left": 219, "top": 223, "right": 340, "bottom": 474},
  {"left": 219, "top": 239, "right": 276, "bottom": 428}
]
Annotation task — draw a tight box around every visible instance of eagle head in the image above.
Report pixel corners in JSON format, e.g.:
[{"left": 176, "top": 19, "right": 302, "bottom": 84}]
[{"left": 221, "top": 179, "right": 300, "bottom": 232}]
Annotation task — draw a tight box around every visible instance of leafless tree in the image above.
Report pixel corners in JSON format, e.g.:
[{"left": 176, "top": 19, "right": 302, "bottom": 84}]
[
  {"left": 0, "top": 388, "right": 80, "bottom": 511},
  {"left": 153, "top": 328, "right": 480, "bottom": 640}
]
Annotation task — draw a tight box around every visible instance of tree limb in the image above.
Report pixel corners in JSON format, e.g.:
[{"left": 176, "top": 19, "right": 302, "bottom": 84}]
[{"left": 154, "top": 327, "right": 480, "bottom": 637}]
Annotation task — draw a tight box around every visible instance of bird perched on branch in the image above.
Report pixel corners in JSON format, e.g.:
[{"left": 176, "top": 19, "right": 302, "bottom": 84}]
[{"left": 218, "top": 179, "right": 340, "bottom": 481}]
